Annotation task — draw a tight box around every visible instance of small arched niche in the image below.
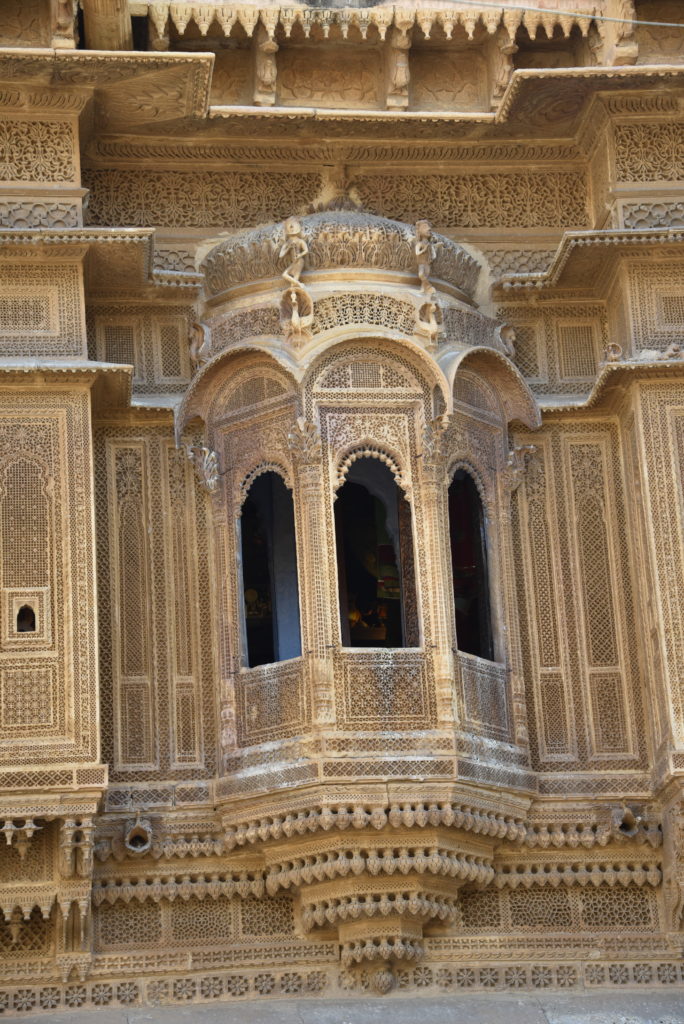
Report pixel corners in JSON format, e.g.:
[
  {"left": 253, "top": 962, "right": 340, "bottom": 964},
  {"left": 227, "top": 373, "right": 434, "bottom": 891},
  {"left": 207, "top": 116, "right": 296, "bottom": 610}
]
[
  {"left": 334, "top": 457, "right": 418, "bottom": 649},
  {"left": 448, "top": 468, "right": 494, "bottom": 660},
  {"left": 239, "top": 471, "right": 301, "bottom": 668},
  {"left": 16, "top": 604, "right": 36, "bottom": 633}
]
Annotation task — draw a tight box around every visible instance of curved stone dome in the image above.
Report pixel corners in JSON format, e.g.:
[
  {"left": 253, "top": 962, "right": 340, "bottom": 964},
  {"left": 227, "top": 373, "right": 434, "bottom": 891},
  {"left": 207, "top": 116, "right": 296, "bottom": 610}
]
[{"left": 202, "top": 210, "right": 480, "bottom": 301}]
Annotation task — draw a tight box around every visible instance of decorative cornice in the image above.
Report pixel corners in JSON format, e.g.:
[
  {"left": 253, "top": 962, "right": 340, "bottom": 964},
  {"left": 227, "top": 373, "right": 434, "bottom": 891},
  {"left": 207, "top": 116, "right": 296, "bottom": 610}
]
[{"left": 496, "top": 227, "right": 684, "bottom": 297}]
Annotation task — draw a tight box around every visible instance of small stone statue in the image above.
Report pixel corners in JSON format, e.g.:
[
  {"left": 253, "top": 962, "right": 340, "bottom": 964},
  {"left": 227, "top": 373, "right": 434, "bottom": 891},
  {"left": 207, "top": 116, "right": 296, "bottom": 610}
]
[
  {"left": 279, "top": 217, "right": 308, "bottom": 286},
  {"left": 277, "top": 217, "right": 313, "bottom": 346},
  {"left": 414, "top": 219, "right": 440, "bottom": 295}
]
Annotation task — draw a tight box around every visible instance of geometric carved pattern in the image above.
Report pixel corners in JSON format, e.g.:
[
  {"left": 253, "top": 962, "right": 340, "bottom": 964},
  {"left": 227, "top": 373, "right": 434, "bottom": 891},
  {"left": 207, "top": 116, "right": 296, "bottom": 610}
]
[
  {"left": 355, "top": 172, "right": 588, "bottom": 228},
  {"left": 513, "top": 423, "right": 643, "bottom": 772},
  {"left": 0, "top": 120, "right": 76, "bottom": 182},
  {"left": 0, "top": 393, "right": 97, "bottom": 762},
  {"left": 235, "top": 662, "right": 309, "bottom": 746},
  {"left": 83, "top": 170, "right": 322, "bottom": 228},
  {"left": 95, "top": 427, "right": 216, "bottom": 782},
  {"left": 89, "top": 304, "right": 192, "bottom": 392},
  {"left": 626, "top": 262, "right": 684, "bottom": 352},
  {"left": 499, "top": 304, "right": 606, "bottom": 395},
  {"left": 614, "top": 122, "right": 684, "bottom": 182},
  {"left": 0, "top": 265, "right": 83, "bottom": 357},
  {"left": 336, "top": 653, "right": 435, "bottom": 730}
]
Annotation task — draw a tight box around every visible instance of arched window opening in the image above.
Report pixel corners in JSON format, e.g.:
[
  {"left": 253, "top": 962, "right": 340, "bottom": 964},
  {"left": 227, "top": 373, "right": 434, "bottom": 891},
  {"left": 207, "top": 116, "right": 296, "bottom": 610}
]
[
  {"left": 16, "top": 604, "right": 36, "bottom": 633},
  {"left": 239, "top": 471, "right": 301, "bottom": 668},
  {"left": 448, "top": 469, "right": 493, "bottom": 660},
  {"left": 335, "top": 458, "right": 418, "bottom": 648}
]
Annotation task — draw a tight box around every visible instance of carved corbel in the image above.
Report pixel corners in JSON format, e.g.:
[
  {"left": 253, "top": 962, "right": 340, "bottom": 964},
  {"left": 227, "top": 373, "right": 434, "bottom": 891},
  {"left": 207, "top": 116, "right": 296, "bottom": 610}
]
[
  {"left": 187, "top": 445, "right": 220, "bottom": 492},
  {"left": 496, "top": 323, "right": 517, "bottom": 358},
  {"left": 253, "top": 21, "right": 278, "bottom": 106},
  {"left": 189, "top": 321, "right": 210, "bottom": 371},
  {"left": 287, "top": 416, "right": 322, "bottom": 464},
  {"left": 421, "top": 414, "right": 450, "bottom": 474},
  {"left": 148, "top": 2, "right": 171, "bottom": 49},
  {"left": 506, "top": 445, "right": 537, "bottom": 494},
  {"left": 386, "top": 22, "right": 412, "bottom": 110},
  {"left": 277, "top": 217, "right": 314, "bottom": 346}
]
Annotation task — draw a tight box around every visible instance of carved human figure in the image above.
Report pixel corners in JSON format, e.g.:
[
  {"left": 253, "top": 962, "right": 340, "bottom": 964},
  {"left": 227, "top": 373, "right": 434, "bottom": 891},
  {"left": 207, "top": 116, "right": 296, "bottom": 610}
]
[
  {"left": 279, "top": 217, "right": 308, "bottom": 286},
  {"left": 414, "top": 219, "right": 440, "bottom": 294}
]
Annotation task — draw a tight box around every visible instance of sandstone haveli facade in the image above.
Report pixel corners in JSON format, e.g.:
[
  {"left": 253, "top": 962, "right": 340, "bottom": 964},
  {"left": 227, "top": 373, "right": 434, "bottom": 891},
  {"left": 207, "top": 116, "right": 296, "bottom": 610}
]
[{"left": 1, "top": 0, "right": 684, "bottom": 1014}]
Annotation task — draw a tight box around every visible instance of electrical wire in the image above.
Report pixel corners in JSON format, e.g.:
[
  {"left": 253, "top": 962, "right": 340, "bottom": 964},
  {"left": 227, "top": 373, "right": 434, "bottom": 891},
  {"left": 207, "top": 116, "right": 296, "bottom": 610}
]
[{"left": 435, "top": 1, "right": 684, "bottom": 30}]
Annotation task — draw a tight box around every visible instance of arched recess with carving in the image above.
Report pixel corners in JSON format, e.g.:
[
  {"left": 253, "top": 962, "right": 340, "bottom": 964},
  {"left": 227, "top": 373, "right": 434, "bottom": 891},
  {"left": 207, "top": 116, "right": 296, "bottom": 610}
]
[
  {"left": 238, "top": 467, "right": 302, "bottom": 669},
  {"left": 303, "top": 335, "right": 449, "bottom": 421},
  {"left": 440, "top": 352, "right": 539, "bottom": 744},
  {"left": 441, "top": 347, "right": 541, "bottom": 430},
  {"left": 175, "top": 345, "right": 299, "bottom": 445},
  {"left": 334, "top": 449, "right": 419, "bottom": 650},
  {"left": 179, "top": 348, "right": 308, "bottom": 758}
]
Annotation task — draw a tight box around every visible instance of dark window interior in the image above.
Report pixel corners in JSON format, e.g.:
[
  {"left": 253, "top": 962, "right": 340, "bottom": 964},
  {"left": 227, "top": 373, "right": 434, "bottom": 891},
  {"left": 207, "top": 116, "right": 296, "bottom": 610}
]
[
  {"left": 335, "top": 458, "right": 418, "bottom": 648},
  {"left": 16, "top": 604, "right": 36, "bottom": 633},
  {"left": 240, "top": 472, "right": 301, "bottom": 668},
  {"left": 448, "top": 469, "right": 493, "bottom": 660}
]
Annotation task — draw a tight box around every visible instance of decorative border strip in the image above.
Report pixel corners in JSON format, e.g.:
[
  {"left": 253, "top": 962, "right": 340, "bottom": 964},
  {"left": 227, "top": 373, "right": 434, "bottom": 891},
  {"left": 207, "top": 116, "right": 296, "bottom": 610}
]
[{"left": 1, "top": 961, "right": 684, "bottom": 1014}]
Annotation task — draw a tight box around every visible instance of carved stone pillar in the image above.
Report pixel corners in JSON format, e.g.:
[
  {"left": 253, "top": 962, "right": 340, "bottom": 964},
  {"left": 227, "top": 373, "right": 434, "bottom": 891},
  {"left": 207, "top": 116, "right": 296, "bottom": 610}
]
[
  {"left": 420, "top": 417, "right": 456, "bottom": 727},
  {"left": 500, "top": 446, "right": 536, "bottom": 750},
  {"left": 253, "top": 22, "right": 278, "bottom": 107},
  {"left": 288, "top": 418, "right": 336, "bottom": 726},
  {"left": 212, "top": 503, "right": 240, "bottom": 760}
]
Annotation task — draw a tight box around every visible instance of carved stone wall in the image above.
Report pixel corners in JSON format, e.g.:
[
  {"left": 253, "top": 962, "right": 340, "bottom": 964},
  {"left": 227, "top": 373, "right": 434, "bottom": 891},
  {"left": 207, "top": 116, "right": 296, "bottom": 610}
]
[
  {"left": 0, "top": 387, "right": 100, "bottom": 766},
  {"left": 511, "top": 421, "right": 647, "bottom": 776},
  {"left": 3, "top": 5, "right": 684, "bottom": 1011},
  {"left": 94, "top": 422, "right": 217, "bottom": 783}
]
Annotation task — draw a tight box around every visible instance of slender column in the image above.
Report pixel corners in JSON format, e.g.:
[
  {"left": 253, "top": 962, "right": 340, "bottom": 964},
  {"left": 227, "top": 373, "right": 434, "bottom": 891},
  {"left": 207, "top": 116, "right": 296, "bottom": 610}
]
[
  {"left": 288, "top": 418, "right": 336, "bottom": 726},
  {"left": 420, "top": 416, "right": 457, "bottom": 727},
  {"left": 81, "top": 0, "right": 132, "bottom": 50}
]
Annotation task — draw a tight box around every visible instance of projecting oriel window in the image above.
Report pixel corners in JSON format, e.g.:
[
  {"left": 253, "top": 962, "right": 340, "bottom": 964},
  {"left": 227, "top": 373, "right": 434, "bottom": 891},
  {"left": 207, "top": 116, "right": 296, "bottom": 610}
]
[
  {"left": 334, "top": 457, "right": 418, "bottom": 648},
  {"left": 448, "top": 469, "right": 494, "bottom": 660},
  {"left": 239, "top": 471, "right": 301, "bottom": 668}
]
